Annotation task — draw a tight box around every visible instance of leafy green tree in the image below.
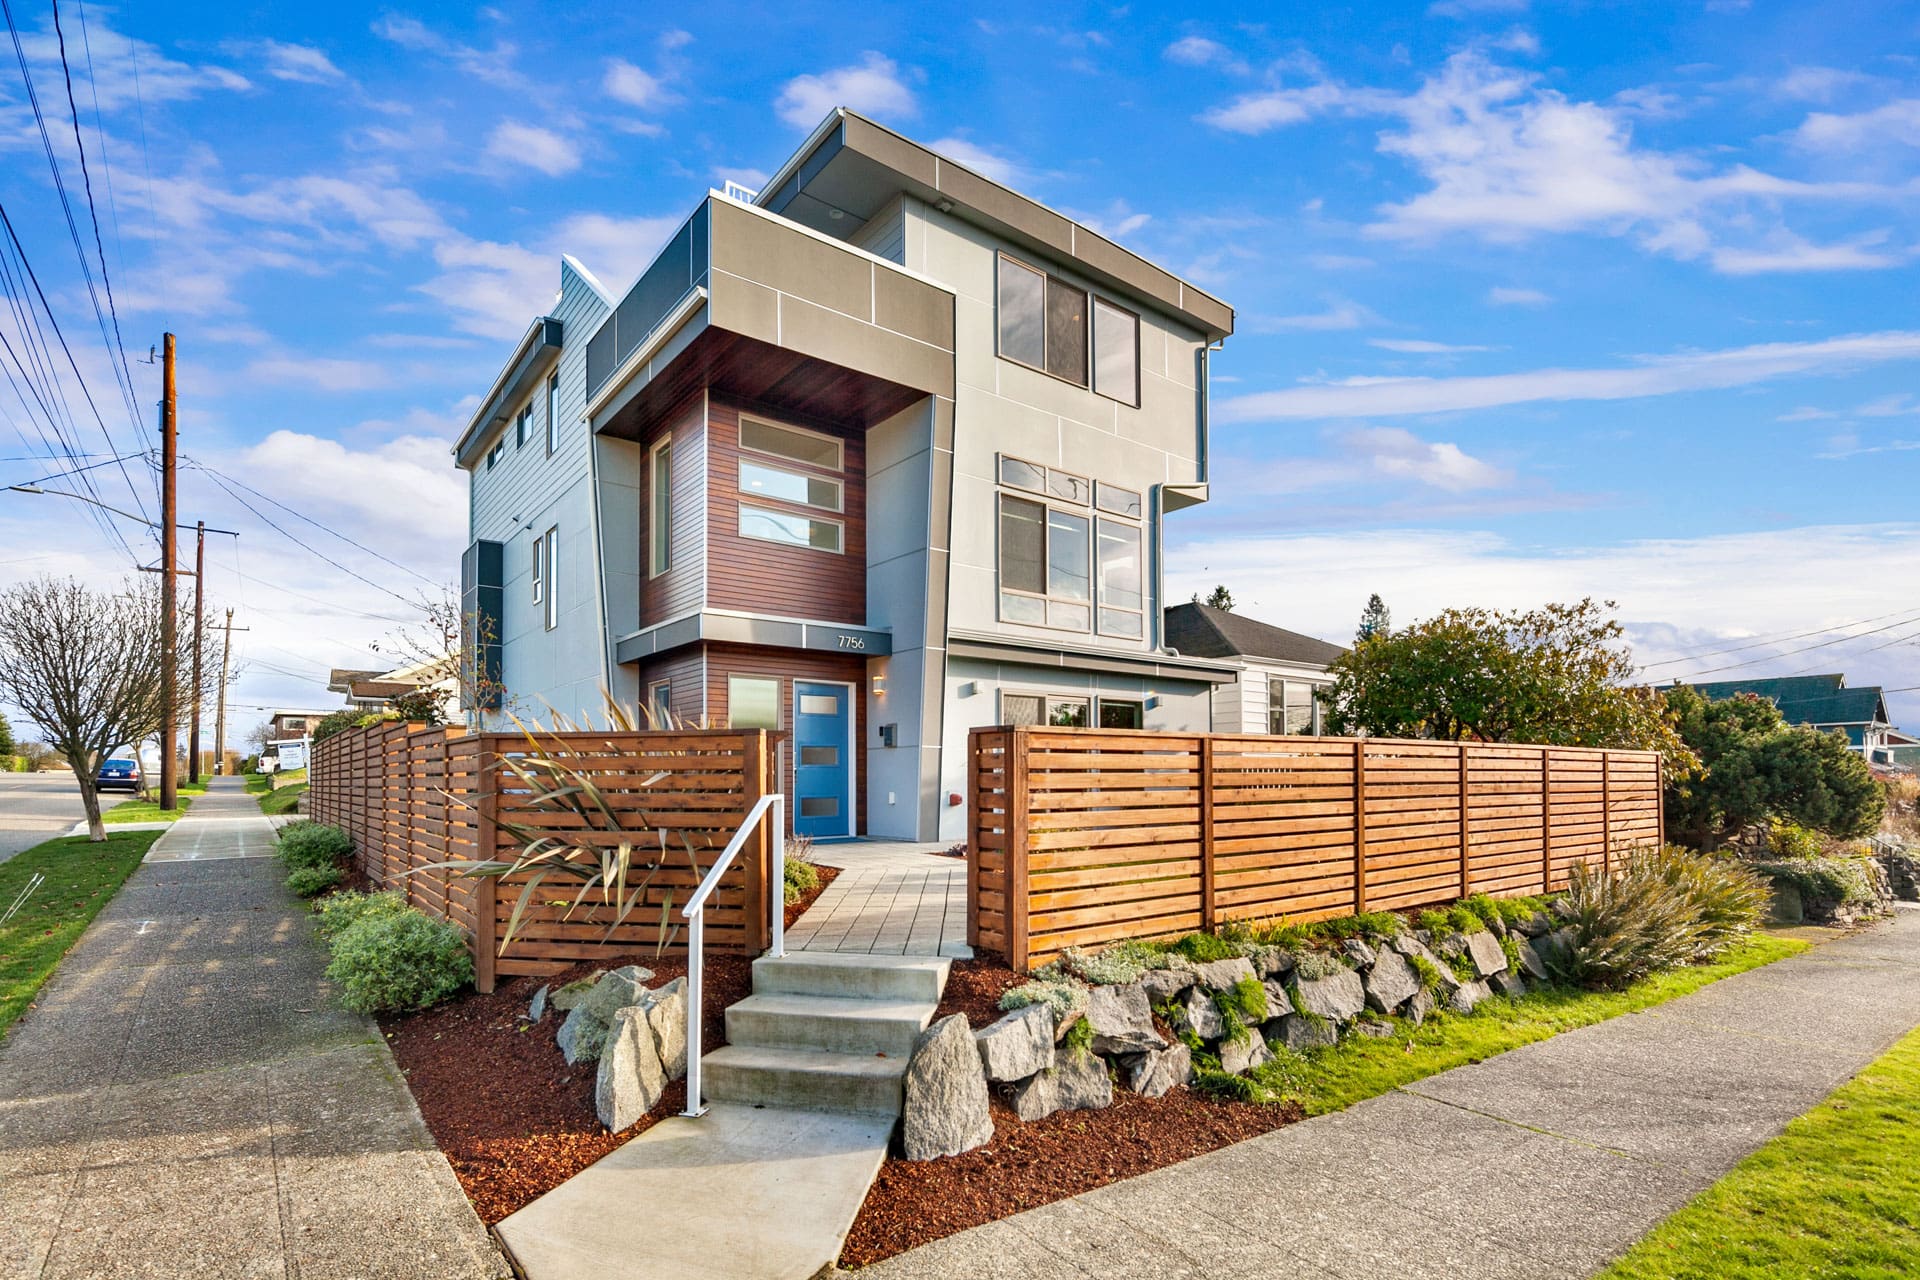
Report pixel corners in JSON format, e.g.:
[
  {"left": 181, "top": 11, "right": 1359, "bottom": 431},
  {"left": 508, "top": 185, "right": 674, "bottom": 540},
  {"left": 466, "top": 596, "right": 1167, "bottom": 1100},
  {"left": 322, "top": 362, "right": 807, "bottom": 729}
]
[
  {"left": 1320, "top": 598, "right": 1692, "bottom": 769},
  {"left": 1192, "top": 585, "right": 1234, "bottom": 611},
  {"left": 311, "top": 708, "right": 365, "bottom": 743},
  {"left": 1663, "top": 686, "right": 1884, "bottom": 848},
  {"left": 1356, "top": 593, "right": 1391, "bottom": 641},
  {"left": 0, "top": 711, "right": 14, "bottom": 760}
]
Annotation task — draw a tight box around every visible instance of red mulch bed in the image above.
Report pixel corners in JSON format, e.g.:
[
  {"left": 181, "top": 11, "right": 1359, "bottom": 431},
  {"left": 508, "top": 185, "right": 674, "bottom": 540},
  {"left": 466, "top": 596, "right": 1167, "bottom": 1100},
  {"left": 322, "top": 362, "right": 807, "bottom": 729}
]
[
  {"left": 379, "top": 863, "right": 840, "bottom": 1224},
  {"left": 839, "top": 951, "right": 1302, "bottom": 1266}
]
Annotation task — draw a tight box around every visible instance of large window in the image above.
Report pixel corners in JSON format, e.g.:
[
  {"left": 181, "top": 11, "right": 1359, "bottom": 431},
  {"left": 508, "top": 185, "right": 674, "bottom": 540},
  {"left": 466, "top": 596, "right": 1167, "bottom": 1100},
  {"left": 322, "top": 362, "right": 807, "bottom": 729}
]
[
  {"left": 736, "top": 415, "right": 845, "bottom": 556},
  {"left": 648, "top": 438, "right": 671, "bottom": 577},
  {"left": 740, "top": 417, "right": 842, "bottom": 470},
  {"left": 740, "top": 506, "right": 843, "bottom": 553},
  {"left": 997, "top": 254, "right": 1139, "bottom": 404},
  {"left": 739, "top": 460, "right": 842, "bottom": 512},
  {"left": 545, "top": 373, "right": 559, "bottom": 456},
  {"left": 998, "top": 456, "right": 1143, "bottom": 638},
  {"left": 540, "top": 527, "right": 557, "bottom": 630},
  {"left": 1269, "top": 680, "right": 1320, "bottom": 736},
  {"left": 729, "top": 675, "right": 780, "bottom": 729}
]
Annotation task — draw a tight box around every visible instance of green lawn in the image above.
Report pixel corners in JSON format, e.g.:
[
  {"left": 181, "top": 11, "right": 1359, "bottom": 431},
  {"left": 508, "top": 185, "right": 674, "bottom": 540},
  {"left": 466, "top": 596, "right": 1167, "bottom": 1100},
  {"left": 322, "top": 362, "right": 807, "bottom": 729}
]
[
  {"left": 0, "top": 830, "right": 164, "bottom": 1032},
  {"left": 257, "top": 781, "right": 306, "bottom": 816},
  {"left": 101, "top": 791, "right": 197, "bottom": 823},
  {"left": 1598, "top": 1021, "right": 1920, "bottom": 1280},
  {"left": 1242, "top": 933, "right": 1808, "bottom": 1114},
  {"left": 244, "top": 772, "right": 270, "bottom": 795}
]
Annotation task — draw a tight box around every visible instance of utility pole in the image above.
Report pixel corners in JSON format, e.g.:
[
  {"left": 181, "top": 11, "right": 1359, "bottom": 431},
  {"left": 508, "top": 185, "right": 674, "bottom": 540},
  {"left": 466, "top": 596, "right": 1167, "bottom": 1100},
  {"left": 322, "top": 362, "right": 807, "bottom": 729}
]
[
  {"left": 188, "top": 520, "right": 205, "bottom": 785},
  {"left": 212, "top": 609, "right": 248, "bottom": 775},
  {"left": 159, "top": 333, "right": 178, "bottom": 811}
]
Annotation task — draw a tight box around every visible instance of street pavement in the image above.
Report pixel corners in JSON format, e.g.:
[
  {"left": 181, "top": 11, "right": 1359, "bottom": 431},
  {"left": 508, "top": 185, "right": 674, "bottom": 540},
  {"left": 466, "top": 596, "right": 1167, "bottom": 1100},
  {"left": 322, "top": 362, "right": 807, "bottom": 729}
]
[
  {"left": 0, "top": 778, "right": 507, "bottom": 1279},
  {"left": 0, "top": 774, "right": 88, "bottom": 864}
]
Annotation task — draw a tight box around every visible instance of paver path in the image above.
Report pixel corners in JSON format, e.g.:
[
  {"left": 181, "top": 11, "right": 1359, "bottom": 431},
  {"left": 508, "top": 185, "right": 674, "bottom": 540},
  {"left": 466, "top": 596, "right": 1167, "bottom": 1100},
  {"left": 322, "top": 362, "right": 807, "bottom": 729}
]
[
  {"left": 0, "top": 779, "right": 507, "bottom": 1280},
  {"left": 857, "top": 905, "right": 1920, "bottom": 1280},
  {"left": 790, "top": 840, "right": 970, "bottom": 958}
]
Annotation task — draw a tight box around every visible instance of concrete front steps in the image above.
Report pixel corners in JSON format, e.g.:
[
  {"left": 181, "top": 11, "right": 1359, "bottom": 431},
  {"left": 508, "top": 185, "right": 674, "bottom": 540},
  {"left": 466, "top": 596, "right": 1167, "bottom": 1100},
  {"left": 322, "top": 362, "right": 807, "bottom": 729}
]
[{"left": 493, "top": 952, "right": 950, "bottom": 1280}]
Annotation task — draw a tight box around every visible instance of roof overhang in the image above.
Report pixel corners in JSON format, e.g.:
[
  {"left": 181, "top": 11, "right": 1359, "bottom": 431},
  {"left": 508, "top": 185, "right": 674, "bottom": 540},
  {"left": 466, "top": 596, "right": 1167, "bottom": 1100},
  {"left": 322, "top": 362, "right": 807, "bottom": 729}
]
[
  {"left": 760, "top": 110, "right": 1234, "bottom": 343},
  {"left": 614, "top": 611, "right": 892, "bottom": 664},
  {"left": 947, "top": 631, "right": 1239, "bottom": 684},
  {"left": 453, "top": 316, "right": 563, "bottom": 468}
]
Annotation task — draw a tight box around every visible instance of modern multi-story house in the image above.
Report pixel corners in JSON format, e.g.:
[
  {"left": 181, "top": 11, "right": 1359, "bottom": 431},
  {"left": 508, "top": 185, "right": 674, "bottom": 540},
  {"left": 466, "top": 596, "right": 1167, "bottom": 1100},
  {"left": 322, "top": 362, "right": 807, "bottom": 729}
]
[{"left": 453, "top": 110, "right": 1236, "bottom": 842}]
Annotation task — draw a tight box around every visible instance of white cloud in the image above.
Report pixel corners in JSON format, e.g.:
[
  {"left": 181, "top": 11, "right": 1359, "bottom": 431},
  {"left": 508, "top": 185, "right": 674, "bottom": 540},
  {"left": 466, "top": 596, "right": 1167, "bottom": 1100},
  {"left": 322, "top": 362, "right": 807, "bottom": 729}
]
[
  {"left": 1341, "top": 425, "right": 1511, "bottom": 490},
  {"left": 486, "top": 122, "right": 582, "bottom": 177},
  {"left": 775, "top": 53, "right": 916, "bottom": 129},
  {"left": 1164, "top": 36, "right": 1248, "bottom": 75},
  {"left": 240, "top": 431, "right": 465, "bottom": 548},
  {"left": 371, "top": 15, "right": 524, "bottom": 90},
  {"left": 1254, "top": 297, "right": 1379, "bottom": 332},
  {"left": 603, "top": 59, "right": 667, "bottom": 108},
  {"left": 1369, "top": 338, "right": 1497, "bottom": 354},
  {"left": 242, "top": 356, "right": 394, "bottom": 391},
  {"left": 1859, "top": 394, "right": 1920, "bottom": 417},
  {"left": 1776, "top": 66, "right": 1876, "bottom": 103},
  {"left": 259, "top": 40, "right": 344, "bottom": 84},
  {"left": 1201, "top": 79, "right": 1354, "bottom": 134},
  {"left": 927, "top": 136, "right": 1022, "bottom": 186},
  {"left": 1166, "top": 523, "right": 1920, "bottom": 725},
  {"left": 1711, "top": 233, "right": 1904, "bottom": 275},
  {"left": 1427, "top": 0, "right": 1529, "bottom": 15},
  {"left": 1308, "top": 253, "right": 1376, "bottom": 270},
  {"left": 1218, "top": 329, "right": 1920, "bottom": 421},
  {"left": 1488, "top": 286, "right": 1550, "bottom": 305},
  {"left": 548, "top": 212, "right": 686, "bottom": 293},
  {"left": 1792, "top": 99, "right": 1920, "bottom": 151}
]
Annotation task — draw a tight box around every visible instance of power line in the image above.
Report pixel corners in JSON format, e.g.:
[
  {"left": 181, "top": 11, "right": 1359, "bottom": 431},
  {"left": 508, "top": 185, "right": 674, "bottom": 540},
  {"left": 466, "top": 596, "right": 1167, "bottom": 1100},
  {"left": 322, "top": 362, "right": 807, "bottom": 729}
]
[
  {"left": 1666, "top": 608, "right": 1920, "bottom": 681},
  {"left": 2, "top": 447, "right": 147, "bottom": 489},
  {"left": 190, "top": 464, "right": 422, "bottom": 607},
  {"left": 1639, "top": 604, "right": 1920, "bottom": 671},
  {"left": 184, "top": 457, "right": 439, "bottom": 587}
]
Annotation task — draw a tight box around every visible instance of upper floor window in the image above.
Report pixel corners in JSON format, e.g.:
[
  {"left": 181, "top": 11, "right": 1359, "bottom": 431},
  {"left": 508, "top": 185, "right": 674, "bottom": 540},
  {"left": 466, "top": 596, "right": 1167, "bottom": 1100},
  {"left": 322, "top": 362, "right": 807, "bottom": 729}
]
[
  {"left": 540, "top": 526, "right": 558, "bottom": 630},
  {"left": 996, "top": 254, "right": 1140, "bottom": 405},
  {"left": 740, "top": 417, "right": 842, "bottom": 471},
  {"left": 545, "top": 373, "right": 559, "bottom": 456},
  {"left": 486, "top": 439, "right": 504, "bottom": 470},
  {"left": 649, "top": 438, "right": 672, "bottom": 578},
  {"left": 531, "top": 531, "right": 545, "bottom": 607},
  {"left": 997, "top": 456, "right": 1142, "bottom": 638},
  {"left": 515, "top": 404, "right": 532, "bottom": 449},
  {"left": 736, "top": 415, "right": 845, "bottom": 555}
]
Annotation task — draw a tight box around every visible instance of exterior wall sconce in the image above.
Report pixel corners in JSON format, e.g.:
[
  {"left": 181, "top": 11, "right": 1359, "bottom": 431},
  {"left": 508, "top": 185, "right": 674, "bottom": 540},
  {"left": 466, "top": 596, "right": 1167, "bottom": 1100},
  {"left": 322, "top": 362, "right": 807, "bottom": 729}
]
[
  {"left": 958, "top": 681, "right": 977, "bottom": 697},
  {"left": 871, "top": 673, "right": 886, "bottom": 696},
  {"left": 1145, "top": 694, "right": 1160, "bottom": 711}
]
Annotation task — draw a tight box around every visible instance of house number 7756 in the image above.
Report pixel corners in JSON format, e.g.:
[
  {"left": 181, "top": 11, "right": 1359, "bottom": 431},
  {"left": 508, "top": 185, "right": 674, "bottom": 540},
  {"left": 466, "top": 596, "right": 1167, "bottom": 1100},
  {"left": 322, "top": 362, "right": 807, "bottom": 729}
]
[{"left": 838, "top": 635, "right": 866, "bottom": 650}]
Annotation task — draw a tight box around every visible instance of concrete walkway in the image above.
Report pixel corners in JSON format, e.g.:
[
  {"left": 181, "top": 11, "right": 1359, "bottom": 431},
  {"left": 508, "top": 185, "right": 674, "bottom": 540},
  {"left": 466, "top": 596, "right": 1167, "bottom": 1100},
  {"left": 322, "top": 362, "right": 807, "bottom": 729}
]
[
  {"left": 790, "top": 840, "right": 970, "bottom": 958},
  {"left": 0, "top": 779, "right": 506, "bottom": 1280},
  {"left": 858, "top": 906, "right": 1920, "bottom": 1280}
]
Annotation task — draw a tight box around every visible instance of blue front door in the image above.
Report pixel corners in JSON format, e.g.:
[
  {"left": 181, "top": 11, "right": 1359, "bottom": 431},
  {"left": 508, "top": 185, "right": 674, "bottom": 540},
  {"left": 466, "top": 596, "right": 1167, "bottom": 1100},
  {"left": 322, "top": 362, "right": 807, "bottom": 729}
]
[{"left": 793, "top": 680, "right": 852, "bottom": 840}]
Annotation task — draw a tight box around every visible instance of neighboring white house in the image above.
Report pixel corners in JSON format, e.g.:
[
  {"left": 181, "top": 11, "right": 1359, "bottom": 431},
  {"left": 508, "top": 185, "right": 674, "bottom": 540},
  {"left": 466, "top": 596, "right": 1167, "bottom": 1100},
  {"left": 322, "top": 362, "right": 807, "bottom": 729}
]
[{"left": 1163, "top": 602, "right": 1346, "bottom": 735}]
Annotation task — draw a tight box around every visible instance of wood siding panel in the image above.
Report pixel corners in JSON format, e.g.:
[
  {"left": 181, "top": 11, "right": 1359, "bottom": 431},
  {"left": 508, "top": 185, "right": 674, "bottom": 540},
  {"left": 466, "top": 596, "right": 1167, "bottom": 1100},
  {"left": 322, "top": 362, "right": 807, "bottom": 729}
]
[
  {"left": 705, "top": 395, "right": 866, "bottom": 622},
  {"left": 638, "top": 390, "right": 707, "bottom": 628}
]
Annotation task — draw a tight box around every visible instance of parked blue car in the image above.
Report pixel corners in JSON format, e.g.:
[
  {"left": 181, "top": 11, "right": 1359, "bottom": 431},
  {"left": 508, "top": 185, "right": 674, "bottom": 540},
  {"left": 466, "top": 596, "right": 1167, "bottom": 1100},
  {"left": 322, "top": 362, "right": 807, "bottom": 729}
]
[{"left": 96, "top": 758, "right": 142, "bottom": 793}]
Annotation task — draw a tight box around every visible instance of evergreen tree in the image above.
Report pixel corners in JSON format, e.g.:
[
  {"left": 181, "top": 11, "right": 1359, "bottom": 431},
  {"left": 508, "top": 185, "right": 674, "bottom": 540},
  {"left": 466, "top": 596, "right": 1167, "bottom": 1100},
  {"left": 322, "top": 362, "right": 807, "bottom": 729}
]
[
  {"left": 1192, "top": 585, "right": 1234, "bottom": 611},
  {"left": 1356, "top": 593, "right": 1391, "bottom": 641},
  {"left": 0, "top": 711, "right": 13, "bottom": 759}
]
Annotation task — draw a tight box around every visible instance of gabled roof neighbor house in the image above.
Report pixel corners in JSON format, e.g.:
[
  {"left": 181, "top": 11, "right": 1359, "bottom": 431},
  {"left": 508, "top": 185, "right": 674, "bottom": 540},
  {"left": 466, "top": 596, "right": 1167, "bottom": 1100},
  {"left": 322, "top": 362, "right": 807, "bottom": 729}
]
[
  {"left": 1681, "top": 674, "right": 1894, "bottom": 754},
  {"left": 452, "top": 109, "right": 1235, "bottom": 842},
  {"left": 1163, "top": 602, "right": 1346, "bottom": 735}
]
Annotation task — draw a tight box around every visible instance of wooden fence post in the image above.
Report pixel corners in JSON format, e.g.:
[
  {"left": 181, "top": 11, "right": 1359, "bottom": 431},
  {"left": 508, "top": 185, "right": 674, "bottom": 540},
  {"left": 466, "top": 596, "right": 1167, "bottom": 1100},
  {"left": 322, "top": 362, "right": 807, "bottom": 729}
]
[
  {"left": 742, "top": 730, "right": 769, "bottom": 955},
  {"left": 1541, "top": 747, "right": 1554, "bottom": 895},
  {"left": 1199, "top": 735, "right": 1217, "bottom": 932},
  {"left": 1009, "top": 728, "right": 1032, "bottom": 972},
  {"left": 1602, "top": 751, "right": 1613, "bottom": 874},
  {"left": 1353, "top": 739, "right": 1368, "bottom": 914},
  {"left": 473, "top": 736, "right": 498, "bottom": 995},
  {"left": 1657, "top": 755, "right": 1666, "bottom": 848},
  {"left": 1458, "top": 742, "right": 1470, "bottom": 898},
  {"left": 965, "top": 730, "right": 983, "bottom": 951}
]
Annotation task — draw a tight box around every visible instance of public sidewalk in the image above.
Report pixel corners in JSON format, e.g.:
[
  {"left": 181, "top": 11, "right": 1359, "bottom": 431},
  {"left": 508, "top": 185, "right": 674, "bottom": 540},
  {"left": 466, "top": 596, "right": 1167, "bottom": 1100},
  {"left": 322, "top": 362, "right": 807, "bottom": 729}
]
[
  {"left": 858, "top": 906, "right": 1920, "bottom": 1280},
  {"left": 0, "top": 779, "right": 506, "bottom": 1280}
]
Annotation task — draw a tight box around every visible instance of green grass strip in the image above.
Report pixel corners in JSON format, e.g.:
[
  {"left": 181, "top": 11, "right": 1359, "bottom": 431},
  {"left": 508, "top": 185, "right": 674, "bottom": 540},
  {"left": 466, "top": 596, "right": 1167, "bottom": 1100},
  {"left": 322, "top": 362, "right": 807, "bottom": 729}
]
[
  {"left": 0, "top": 830, "right": 164, "bottom": 1033},
  {"left": 1597, "top": 1019, "right": 1920, "bottom": 1280},
  {"left": 1278, "top": 934, "right": 1807, "bottom": 1115},
  {"left": 257, "top": 781, "right": 306, "bottom": 817},
  {"left": 101, "top": 793, "right": 195, "bottom": 824}
]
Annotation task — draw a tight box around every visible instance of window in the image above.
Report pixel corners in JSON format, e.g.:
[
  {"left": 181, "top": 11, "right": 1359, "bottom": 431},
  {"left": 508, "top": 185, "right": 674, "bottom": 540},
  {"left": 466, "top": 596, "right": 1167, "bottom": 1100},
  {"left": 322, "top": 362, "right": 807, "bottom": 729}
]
[
  {"left": 531, "top": 532, "right": 545, "bottom": 606},
  {"left": 740, "top": 418, "right": 842, "bottom": 471},
  {"left": 740, "top": 505, "right": 843, "bottom": 553},
  {"left": 648, "top": 438, "right": 671, "bottom": 577},
  {"left": 1048, "top": 698, "right": 1089, "bottom": 727},
  {"left": 729, "top": 676, "right": 779, "bottom": 729},
  {"left": 998, "top": 456, "right": 1047, "bottom": 494},
  {"left": 646, "top": 680, "right": 672, "bottom": 726},
  {"left": 739, "top": 460, "right": 842, "bottom": 512},
  {"left": 1096, "top": 518, "right": 1143, "bottom": 638},
  {"left": 1093, "top": 299, "right": 1139, "bottom": 405},
  {"left": 1046, "top": 508, "right": 1090, "bottom": 630},
  {"left": 1001, "top": 693, "right": 1042, "bottom": 726},
  {"left": 486, "top": 440, "right": 504, "bottom": 470},
  {"left": 515, "top": 404, "right": 532, "bottom": 449},
  {"left": 996, "top": 254, "right": 1138, "bottom": 396},
  {"left": 1096, "top": 482, "right": 1141, "bottom": 519},
  {"left": 545, "top": 373, "right": 559, "bottom": 456},
  {"left": 1000, "top": 691, "right": 1096, "bottom": 727},
  {"left": 1269, "top": 680, "right": 1320, "bottom": 736},
  {"left": 1098, "top": 698, "right": 1144, "bottom": 729},
  {"left": 540, "top": 527, "right": 557, "bottom": 630}
]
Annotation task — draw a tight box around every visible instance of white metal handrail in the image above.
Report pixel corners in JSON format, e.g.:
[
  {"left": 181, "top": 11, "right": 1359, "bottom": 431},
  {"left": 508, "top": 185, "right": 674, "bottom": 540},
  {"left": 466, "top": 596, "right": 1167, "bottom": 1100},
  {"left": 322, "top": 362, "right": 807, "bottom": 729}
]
[{"left": 680, "top": 792, "right": 786, "bottom": 1118}]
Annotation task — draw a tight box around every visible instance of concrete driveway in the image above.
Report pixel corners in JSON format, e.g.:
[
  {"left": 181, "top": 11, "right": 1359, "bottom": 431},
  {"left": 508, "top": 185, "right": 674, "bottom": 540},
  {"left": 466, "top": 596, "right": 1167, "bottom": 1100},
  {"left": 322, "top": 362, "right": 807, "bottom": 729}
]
[{"left": 0, "top": 773, "right": 89, "bottom": 863}]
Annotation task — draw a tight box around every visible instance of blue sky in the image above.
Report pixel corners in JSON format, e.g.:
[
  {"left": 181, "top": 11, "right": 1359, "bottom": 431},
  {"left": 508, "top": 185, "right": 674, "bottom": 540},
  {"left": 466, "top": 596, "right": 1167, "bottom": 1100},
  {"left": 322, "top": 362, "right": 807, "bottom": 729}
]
[{"left": 1, "top": 1, "right": 1918, "bottom": 740}]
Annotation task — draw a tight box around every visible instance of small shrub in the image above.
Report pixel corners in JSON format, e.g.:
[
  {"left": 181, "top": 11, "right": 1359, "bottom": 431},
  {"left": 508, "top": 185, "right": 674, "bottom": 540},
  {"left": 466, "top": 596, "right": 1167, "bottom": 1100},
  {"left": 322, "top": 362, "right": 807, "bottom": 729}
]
[
  {"left": 1407, "top": 952, "right": 1447, "bottom": 995},
  {"left": 1216, "top": 975, "right": 1268, "bottom": 1024},
  {"left": 1751, "top": 856, "right": 1876, "bottom": 908},
  {"left": 325, "top": 910, "right": 473, "bottom": 1014},
  {"left": 1446, "top": 951, "right": 1478, "bottom": 983},
  {"left": 277, "top": 822, "right": 352, "bottom": 871},
  {"left": 998, "top": 977, "right": 1088, "bottom": 1018},
  {"left": 312, "top": 890, "right": 409, "bottom": 941},
  {"left": 1061, "top": 940, "right": 1163, "bottom": 986},
  {"left": 1167, "top": 932, "right": 1239, "bottom": 964},
  {"left": 1060, "top": 1013, "right": 1094, "bottom": 1059},
  {"left": 1415, "top": 908, "right": 1458, "bottom": 940},
  {"left": 1550, "top": 846, "right": 1768, "bottom": 989},
  {"left": 1766, "top": 819, "right": 1825, "bottom": 861},
  {"left": 782, "top": 857, "right": 820, "bottom": 905},
  {"left": 1500, "top": 933, "right": 1525, "bottom": 974},
  {"left": 286, "top": 864, "right": 345, "bottom": 898},
  {"left": 1193, "top": 1068, "right": 1259, "bottom": 1102},
  {"left": 1291, "top": 949, "right": 1347, "bottom": 981}
]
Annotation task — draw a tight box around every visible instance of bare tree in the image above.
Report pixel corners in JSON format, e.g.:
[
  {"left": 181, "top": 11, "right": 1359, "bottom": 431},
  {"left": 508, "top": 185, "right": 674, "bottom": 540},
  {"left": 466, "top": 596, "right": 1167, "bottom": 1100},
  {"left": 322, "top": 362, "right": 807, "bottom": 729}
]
[
  {"left": 0, "top": 576, "right": 210, "bottom": 840},
  {"left": 370, "top": 585, "right": 501, "bottom": 722}
]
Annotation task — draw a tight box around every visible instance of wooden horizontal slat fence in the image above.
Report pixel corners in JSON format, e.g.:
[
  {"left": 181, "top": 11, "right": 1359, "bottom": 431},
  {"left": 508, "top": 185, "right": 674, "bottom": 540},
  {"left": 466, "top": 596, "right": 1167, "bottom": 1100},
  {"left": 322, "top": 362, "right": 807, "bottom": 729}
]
[
  {"left": 307, "top": 723, "right": 777, "bottom": 991},
  {"left": 969, "top": 727, "right": 1663, "bottom": 971}
]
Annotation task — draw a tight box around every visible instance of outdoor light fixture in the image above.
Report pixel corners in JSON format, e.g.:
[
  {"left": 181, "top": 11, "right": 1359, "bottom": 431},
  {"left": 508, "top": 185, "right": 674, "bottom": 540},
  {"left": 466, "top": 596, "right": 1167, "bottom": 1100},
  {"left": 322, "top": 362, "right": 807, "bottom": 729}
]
[{"left": 872, "top": 673, "right": 886, "bottom": 695}]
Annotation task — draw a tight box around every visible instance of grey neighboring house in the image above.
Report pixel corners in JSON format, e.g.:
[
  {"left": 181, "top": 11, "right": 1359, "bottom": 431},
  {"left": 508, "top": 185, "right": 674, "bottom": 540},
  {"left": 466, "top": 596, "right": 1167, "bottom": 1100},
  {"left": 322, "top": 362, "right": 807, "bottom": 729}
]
[
  {"left": 1163, "top": 602, "right": 1346, "bottom": 735},
  {"left": 451, "top": 109, "right": 1237, "bottom": 843}
]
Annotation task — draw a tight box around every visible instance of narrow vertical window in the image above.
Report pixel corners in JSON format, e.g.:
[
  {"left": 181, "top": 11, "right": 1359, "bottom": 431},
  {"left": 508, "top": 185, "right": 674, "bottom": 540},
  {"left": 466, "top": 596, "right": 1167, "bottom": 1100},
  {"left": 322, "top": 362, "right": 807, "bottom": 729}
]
[
  {"left": 1092, "top": 299, "right": 1139, "bottom": 405},
  {"left": 545, "top": 373, "right": 559, "bottom": 455},
  {"left": 1045, "top": 277, "right": 1088, "bottom": 386},
  {"left": 647, "top": 680, "right": 672, "bottom": 726},
  {"left": 649, "top": 437, "right": 672, "bottom": 577},
  {"left": 531, "top": 531, "right": 545, "bottom": 606},
  {"left": 542, "top": 527, "right": 558, "bottom": 630},
  {"left": 996, "top": 256, "right": 1046, "bottom": 368}
]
